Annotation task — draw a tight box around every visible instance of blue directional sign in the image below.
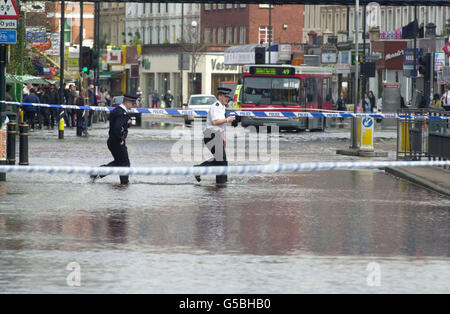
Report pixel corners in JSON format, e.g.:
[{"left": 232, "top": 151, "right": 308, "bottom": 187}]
[{"left": 0, "top": 29, "right": 16, "bottom": 44}]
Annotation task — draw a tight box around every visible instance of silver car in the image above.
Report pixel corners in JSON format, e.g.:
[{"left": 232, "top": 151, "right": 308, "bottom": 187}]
[{"left": 183, "top": 94, "right": 217, "bottom": 125}]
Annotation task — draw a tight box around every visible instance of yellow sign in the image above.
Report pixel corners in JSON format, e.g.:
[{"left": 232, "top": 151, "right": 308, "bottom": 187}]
[
  {"left": 67, "top": 58, "right": 79, "bottom": 68},
  {"left": 0, "top": 120, "right": 6, "bottom": 161},
  {"left": 359, "top": 117, "right": 374, "bottom": 151}
]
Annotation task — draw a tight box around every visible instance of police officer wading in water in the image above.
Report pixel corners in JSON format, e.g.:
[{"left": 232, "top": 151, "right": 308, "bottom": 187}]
[
  {"left": 91, "top": 94, "right": 137, "bottom": 185},
  {"left": 194, "top": 87, "right": 236, "bottom": 183}
]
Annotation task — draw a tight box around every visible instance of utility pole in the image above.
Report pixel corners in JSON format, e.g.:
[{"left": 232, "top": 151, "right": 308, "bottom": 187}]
[
  {"left": 79, "top": 0, "right": 83, "bottom": 91},
  {"left": 269, "top": 4, "right": 272, "bottom": 64},
  {"left": 59, "top": 0, "right": 65, "bottom": 106},
  {"left": 180, "top": 4, "right": 184, "bottom": 106},
  {"left": 352, "top": 0, "right": 359, "bottom": 149}
]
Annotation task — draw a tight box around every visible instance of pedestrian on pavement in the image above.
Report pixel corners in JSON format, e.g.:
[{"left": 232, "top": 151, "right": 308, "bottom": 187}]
[
  {"left": 163, "top": 90, "right": 174, "bottom": 108},
  {"left": 23, "top": 88, "right": 40, "bottom": 130},
  {"left": 368, "top": 91, "right": 376, "bottom": 112},
  {"left": 441, "top": 86, "right": 450, "bottom": 111},
  {"left": 361, "top": 93, "right": 371, "bottom": 113},
  {"left": 193, "top": 87, "right": 235, "bottom": 183},
  {"left": 336, "top": 92, "right": 346, "bottom": 122},
  {"left": 151, "top": 90, "right": 160, "bottom": 108},
  {"left": 88, "top": 84, "right": 98, "bottom": 127},
  {"left": 91, "top": 94, "right": 137, "bottom": 185}
]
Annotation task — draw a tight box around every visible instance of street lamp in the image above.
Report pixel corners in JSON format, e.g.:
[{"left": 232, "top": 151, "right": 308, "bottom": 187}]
[{"left": 191, "top": 20, "right": 198, "bottom": 95}]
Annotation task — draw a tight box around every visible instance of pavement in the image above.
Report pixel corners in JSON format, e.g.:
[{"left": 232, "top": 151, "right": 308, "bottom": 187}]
[{"left": 385, "top": 165, "right": 450, "bottom": 197}]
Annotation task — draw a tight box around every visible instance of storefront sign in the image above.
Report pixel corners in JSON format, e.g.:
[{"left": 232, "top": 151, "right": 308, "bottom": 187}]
[
  {"left": 336, "top": 51, "right": 351, "bottom": 74},
  {"left": 403, "top": 48, "right": 423, "bottom": 77},
  {"left": 434, "top": 52, "right": 445, "bottom": 72},
  {"left": 130, "top": 64, "right": 139, "bottom": 78},
  {"left": 321, "top": 50, "right": 337, "bottom": 64},
  {"left": 385, "top": 50, "right": 403, "bottom": 61},
  {"left": 107, "top": 50, "right": 122, "bottom": 64},
  {"left": 278, "top": 44, "right": 292, "bottom": 61},
  {"left": 211, "top": 58, "right": 237, "bottom": 72}
]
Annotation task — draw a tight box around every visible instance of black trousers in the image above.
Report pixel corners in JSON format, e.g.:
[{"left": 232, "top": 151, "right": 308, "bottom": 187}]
[
  {"left": 198, "top": 130, "right": 227, "bottom": 167},
  {"left": 196, "top": 130, "right": 228, "bottom": 182},
  {"left": 101, "top": 138, "right": 131, "bottom": 184}
]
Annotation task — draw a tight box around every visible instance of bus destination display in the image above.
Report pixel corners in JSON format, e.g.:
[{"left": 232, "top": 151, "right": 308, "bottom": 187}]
[{"left": 250, "top": 66, "right": 295, "bottom": 76}]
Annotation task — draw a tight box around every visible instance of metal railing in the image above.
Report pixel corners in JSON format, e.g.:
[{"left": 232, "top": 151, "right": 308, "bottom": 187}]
[{"left": 397, "top": 108, "right": 450, "bottom": 164}]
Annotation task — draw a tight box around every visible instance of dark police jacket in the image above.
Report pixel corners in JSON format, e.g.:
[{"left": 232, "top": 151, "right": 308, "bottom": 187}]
[{"left": 109, "top": 105, "right": 130, "bottom": 144}]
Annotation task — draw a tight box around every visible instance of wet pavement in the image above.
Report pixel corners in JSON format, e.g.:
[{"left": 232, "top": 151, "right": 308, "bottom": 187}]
[{"left": 0, "top": 121, "right": 449, "bottom": 293}]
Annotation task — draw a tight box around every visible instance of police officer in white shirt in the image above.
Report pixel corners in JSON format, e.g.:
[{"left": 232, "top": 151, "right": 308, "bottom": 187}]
[
  {"left": 442, "top": 86, "right": 450, "bottom": 111},
  {"left": 194, "top": 87, "right": 236, "bottom": 183}
]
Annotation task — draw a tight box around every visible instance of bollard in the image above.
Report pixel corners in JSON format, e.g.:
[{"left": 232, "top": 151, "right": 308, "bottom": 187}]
[
  {"left": 7, "top": 122, "right": 16, "bottom": 165},
  {"left": 216, "top": 175, "right": 228, "bottom": 184},
  {"left": 19, "top": 124, "right": 29, "bottom": 166},
  {"left": 59, "top": 118, "right": 64, "bottom": 140}
]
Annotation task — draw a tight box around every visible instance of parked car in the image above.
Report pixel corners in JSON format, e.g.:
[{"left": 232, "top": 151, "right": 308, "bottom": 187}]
[
  {"left": 111, "top": 96, "right": 142, "bottom": 127},
  {"left": 183, "top": 94, "right": 217, "bottom": 125}
]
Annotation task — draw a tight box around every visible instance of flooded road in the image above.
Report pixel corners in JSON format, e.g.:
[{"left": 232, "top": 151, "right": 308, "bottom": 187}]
[{"left": 0, "top": 122, "right": 449, "bottom": 293}]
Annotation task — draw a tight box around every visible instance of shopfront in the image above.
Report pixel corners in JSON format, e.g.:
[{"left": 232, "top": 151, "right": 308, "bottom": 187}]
[
  {"left": 140, "top": 50, "right": 241, "bottom": 107},
  {"left": 372, "top": 40, "right": 408, "bottom": 101}
]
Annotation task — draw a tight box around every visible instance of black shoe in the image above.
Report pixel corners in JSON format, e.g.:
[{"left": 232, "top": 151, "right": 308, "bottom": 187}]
[
  {"left": 195, "top": 175, "right": 201, "bottom": 183},
  {"left": 90, "top": 174, "right": 100, "bottom": 182}
]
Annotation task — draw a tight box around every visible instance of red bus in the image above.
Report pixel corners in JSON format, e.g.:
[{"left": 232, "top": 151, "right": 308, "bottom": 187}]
[{"left": 239, "top": 64, "right": 334, "bottom": 131}]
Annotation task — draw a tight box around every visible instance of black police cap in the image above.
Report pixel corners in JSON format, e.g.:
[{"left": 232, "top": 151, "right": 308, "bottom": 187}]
[
  {"left": 123, "top": 94, "right": 138, "bottom": 102},
  {"left": 218, "top": 87, "right": 232, "bottom": 97}
]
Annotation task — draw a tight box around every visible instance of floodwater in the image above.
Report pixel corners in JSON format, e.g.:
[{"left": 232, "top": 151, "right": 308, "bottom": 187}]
[{"left": 0, "top": 121, "right": 449, "bottom": 293}]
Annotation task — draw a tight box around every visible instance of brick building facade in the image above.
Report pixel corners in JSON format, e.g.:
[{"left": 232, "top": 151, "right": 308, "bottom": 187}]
[{"left": 201, "top": 4, "right": 304, "bottom": 46}]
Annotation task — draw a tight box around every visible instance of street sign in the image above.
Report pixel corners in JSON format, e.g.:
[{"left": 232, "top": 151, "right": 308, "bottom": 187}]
[
  {"left": 0, "top": 0, "right": 19, "bottom": 19},
  {"left": 0, "top": 19, "right": 16, "bottom": 29},
  {"left": 0, "top": 29, "right": 16, "bottom": 43},
  {"left": 365, "top": 54, "right": 382, "bottom": 62}
]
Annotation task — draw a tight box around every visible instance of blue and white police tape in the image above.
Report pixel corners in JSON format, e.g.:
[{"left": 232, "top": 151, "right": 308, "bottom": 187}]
[
  {"left": 1, "top": 100, "right": 449, "bottom": 120},
  {"left": 0, "top": 160, "right": 449, "bottom": 177}
]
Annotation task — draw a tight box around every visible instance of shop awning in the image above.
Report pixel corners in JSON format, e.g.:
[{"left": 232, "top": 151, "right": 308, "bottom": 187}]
[
  {"left": 224, "top": 44, "right": 279, "bottom": 65},
  {"left": 16, "top": 75, "right": 52, "bottom": 85},
  {"left": 99, "top": 71, "right": 123, "bottom": 79}
]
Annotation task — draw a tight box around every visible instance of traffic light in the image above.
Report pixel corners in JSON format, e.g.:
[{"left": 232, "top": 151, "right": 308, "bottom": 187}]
[
  {"left": 255, "top": 47, "right": 265, "bottom": 64},
  {"left": 418, "top": 53, "right": 431, "bottom": 81},
  {"left": 81, "top": 46, "right": 92, "bottom": 73}
]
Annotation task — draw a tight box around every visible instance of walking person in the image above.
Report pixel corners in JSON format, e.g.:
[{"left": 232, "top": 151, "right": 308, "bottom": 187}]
[
  {"left": 361, "top": 93, "right": 371, "bottom": 113},
  {"left": 336, "top": 92, "right": 346, "bottom": 122},
  {"left": 90, "top": 94, "right": 137, "bottom": 185},
  {"left": 194, "top": 87, "right": 235, "bottom": 183},
  {"left": 151, "top": 90, "right": 160, "bottom": 108},
  {"left": 23, "top": 88, "right": 40, "bottom": 130},
  {"left": 368, "top": 91, "right": 376, "bottom": 112},
  {"left": 441, "top": 86, "right": 450, "bottom": 111},
  {"left": 163, "top": 90, "right": 174, "bottom": 108}
]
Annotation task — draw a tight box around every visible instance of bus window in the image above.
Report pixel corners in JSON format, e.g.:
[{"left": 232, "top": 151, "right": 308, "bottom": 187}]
[
  {"left": 322, "top": 78, "right": 332, "bottom": 102},
  {"left": 243, "top": 77, "right": 300, "bottom": 106},
  {"left": 305, "top": 78, "right": 319, "bottom": 103}
]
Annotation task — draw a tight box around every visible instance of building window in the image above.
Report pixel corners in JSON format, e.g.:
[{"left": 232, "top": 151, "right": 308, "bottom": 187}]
[
  {"left": 218, "top": 4, "right": 224, "bottom": 10},
  {"left": 226, "top": 4, "right": 233, "bottom": 9},
  {"left": 218, "top": 28, "right": 224, "bottom": 44},
  {"left": 204, "top": 28, "right": 211, "bottom": 44},
  {"left": 212, "top": 4, "right": 216, "bottom": 10},
  {"left": 240, "top": 26, "right": 247, "bottom": 44},
  {"left": 173, "top": 25, "right": 176, "bottom": 43},
  {"left": 226, "top": 27, "right": 232, "bottom": 44},
  {"left": 148, "top": 26, "right": 152, "bottom": 44},
  {"left": 205, "top": 4, "right": 210, "bottom": 11},
  {"left": 234, "top": 27, "right": 238, "bottom": 44},
  {"left": 156, "top": 26, "right": 160, "bottom": 44},
  {"left": 259, "top": 4, "right": 270, "bottom": 9},
  {"left": 166, "top": 3, "right": 169, "bottom": 13},
  {"left": 64, "top": 19, "right": 72, "bottom": 43},
  {"left": 240, "top": 4, "right": 247, "bottom": 8},
  {"left": 164, "top": 26, "right": 169, "bottom": 42},
  {"left": 150, "top": 3, "right": 153, "bottom": 14},
  {"left": 158, "top": 3, "right": 161, "bottom": 13},
  {"left": 212, "top": 28, "right": 216, "bottom": 44},
  {"left": 259, "top": 26, "right": 272, "bottom": 44}
]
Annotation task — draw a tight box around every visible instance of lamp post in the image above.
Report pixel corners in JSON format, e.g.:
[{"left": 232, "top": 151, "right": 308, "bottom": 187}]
[{"left": 191, "top": 20, "right": 197, "bottom": 96}]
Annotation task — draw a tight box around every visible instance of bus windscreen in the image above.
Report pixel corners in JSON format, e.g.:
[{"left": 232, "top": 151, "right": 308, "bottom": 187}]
[{"left": 243, "top": 77, "right": 300, "bottom": 106}]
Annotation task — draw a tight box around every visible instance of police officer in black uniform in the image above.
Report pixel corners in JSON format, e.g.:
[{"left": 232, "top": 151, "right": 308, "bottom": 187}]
[{"left": 91, "top": 94, "right": 137, "bottom": 185}]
